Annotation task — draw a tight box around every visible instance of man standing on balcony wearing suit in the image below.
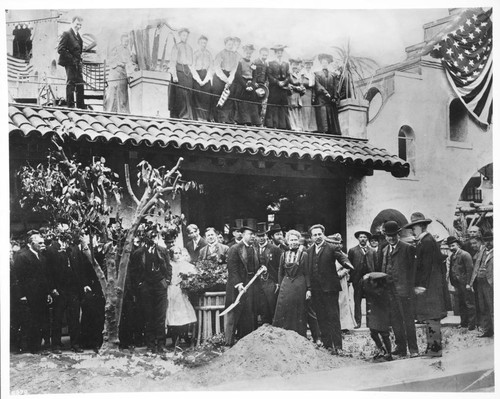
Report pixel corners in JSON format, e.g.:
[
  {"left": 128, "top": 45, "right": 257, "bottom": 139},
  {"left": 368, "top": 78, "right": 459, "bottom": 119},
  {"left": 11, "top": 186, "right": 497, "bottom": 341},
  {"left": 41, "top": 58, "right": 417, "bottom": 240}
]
[{"left": 58, "top": 16, "right": 86, "bottom": 109}]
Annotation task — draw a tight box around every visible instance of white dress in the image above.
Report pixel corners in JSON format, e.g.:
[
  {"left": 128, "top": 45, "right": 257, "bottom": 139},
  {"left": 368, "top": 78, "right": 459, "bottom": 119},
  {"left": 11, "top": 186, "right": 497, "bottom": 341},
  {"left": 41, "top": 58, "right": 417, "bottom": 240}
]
[
  {"left": 166, "top": 260, "right": 198, "bottom": 327},
  {"left": 337, "top": 262, "right": 356, "bottom": 330}
]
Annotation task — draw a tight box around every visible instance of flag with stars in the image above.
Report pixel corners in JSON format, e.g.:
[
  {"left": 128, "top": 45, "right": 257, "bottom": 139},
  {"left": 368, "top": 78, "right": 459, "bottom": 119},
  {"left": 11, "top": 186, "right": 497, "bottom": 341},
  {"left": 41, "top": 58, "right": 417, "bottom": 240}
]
[{"left": 429, "top": 8, "right": 492, "bottom": 126}]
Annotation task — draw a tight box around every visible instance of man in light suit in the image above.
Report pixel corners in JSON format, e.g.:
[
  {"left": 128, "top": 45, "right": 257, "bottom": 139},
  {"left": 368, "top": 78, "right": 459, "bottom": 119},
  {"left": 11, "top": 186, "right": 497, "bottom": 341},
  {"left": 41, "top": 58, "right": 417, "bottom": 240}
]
[
  {"left": 348, "top": 230, "right": 376, "bottom": 328},
  {"left": 185, "top": 224, "right": 207, "bottom": 263},
  {"left": 307, "top": 224, "right": 353, "bottom": 354},
  {"left": 58, "top": 16, "right": 86, "bottom": 108},
  {"left": 198, "top": 227, "right": 229, "bottom": 264},
  {"left": 224, "top": 226, "right": 260, "bottom": 346}
]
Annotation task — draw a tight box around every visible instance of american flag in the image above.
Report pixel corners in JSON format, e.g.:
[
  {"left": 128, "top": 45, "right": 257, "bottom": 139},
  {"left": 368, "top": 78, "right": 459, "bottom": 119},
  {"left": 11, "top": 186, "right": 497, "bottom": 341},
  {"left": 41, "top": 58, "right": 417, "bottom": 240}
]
[{"left": 429, "top": 8, "right": 492, "bottom": 126}]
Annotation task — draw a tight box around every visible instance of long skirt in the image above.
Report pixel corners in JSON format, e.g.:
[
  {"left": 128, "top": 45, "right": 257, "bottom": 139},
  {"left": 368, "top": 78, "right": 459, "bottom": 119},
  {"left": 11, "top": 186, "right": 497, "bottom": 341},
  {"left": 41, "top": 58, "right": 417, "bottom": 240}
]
[
  {"left": 166, "top": 284, "right": 197, "bottom": 327},
  {"left": 265, "top": 85, "right": 291, "bottom": 130},
  {"left": 169, "top": 64, "right": 194, "bottom": 120},
  {"left": 193, "top": 69, "right": 212, "bottom": 121},
  {"left": 104, "top": 66, "right": 130, "bottom": 113},
  {"left": 273, "top": 274, "right": 307, "bottom": 337},
  {"left": 301, "top": 88, "right": 317, "bottom": 132},
  {"left": 288, "top": 92, "right": 303, "bottom": 132},
  {"left": 339, "top": 277, "right": 356, "bottom": 330},
  {"left": 212, "top": 71, "right": 235, "bottom": 123},
  {"left": 234, "top": 78, "right": 261, "bottom": 126},
  {"left": 315, "top": 98, "right": 341, "bottom": 134}
]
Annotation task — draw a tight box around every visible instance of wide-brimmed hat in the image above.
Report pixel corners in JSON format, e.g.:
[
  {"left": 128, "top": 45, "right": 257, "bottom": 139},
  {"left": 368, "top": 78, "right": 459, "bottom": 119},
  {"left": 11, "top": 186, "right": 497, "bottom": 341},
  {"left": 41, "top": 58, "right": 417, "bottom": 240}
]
[
  {"left": 270, "top": 44, "right": 287, "bottom": 51},
  {"left": 239, "top": 226, "right": 256, "bottom": 233},
  {"left": 303, "top": 58, "right": 314, "bottom": 64},
  {"left": 242, "top": 44, "right": 255, "bottom": 51},
  {"left": 178, "top": 27, "right": 190, "bottom": 34},
  {"left": 255, "top": 83, "right": 269, "bottom": 98},
  {"left": 289, "top": 57, "right": 303, "bottom": 64},
  {"left": 267, "top": 224, "right": 283, "bottom": 236},
  {"left": 317, "top": 53, "right": 334, "bottom": 63},
  {"left": 365, "top": 272, "right": 388, "bottom": 281},
  {"left": 255, "top": 224, "right": 268, "bottom": 237},
  {"left": 403, "top": 212, "right": 433, "bottom": 229},
  {"left": 383, "top": 221, "right": 401, "bottom": 236},
  {"left": 354, "top": 230, "right": 372, "bottom": 240},
  {"left": 446, "top": 236, "right": 459, "bottom": 246}
]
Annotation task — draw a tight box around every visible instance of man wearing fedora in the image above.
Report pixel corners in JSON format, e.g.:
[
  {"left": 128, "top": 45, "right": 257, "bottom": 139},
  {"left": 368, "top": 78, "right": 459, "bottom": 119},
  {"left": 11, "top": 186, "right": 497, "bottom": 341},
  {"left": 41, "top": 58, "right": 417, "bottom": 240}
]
[
  {"left": 254, "top": 225, "right": 282, "bottom": 324},
  {"left": 405, "top": 212, "right": 449, "bottom": 357},
  {"left": 224, "top": 226, "right": 260, "bottom": 345},
  {"left": 307, "top": 224, "right": 353, "bottom": 354},
  {"left": 380, "top": 221, "right": 418, "bottom": 357},
  {"left": 447, "top": 236, "right": 476, "bottom": 330},
  {"left": 268, "top": 224, "right": 288, "bottom": 251},
  {"left": 348, "top": 230, "right": 377, "bottom": 329}
]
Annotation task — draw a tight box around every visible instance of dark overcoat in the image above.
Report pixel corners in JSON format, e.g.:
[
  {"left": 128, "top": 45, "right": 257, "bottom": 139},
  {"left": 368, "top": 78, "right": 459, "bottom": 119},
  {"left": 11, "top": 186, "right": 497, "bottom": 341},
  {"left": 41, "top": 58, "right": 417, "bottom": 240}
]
[
  {"left": 58, "top": 29, "right": 83, "bottom": 66},
  {"left": 380, "top": 240, "right": 416, "bottom": 297},
  {"left": 348, "top": 245, "right": 376, "bottom": 286},
  {"left": 13, "top": 247, "right": 52, "bottom": 303},
  {"left": 414, "top": 233, "right": 448, "bottom": 320}
]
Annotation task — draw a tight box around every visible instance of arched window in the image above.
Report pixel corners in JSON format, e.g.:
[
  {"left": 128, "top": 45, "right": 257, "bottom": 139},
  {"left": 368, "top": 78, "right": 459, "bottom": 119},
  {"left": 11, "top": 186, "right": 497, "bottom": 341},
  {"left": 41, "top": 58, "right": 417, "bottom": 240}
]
[
  {"left": 449, "top": 98, "right": 468, "bottom": 142},
  {"left": 365, "top": 87, "right": 383, "bottom": 122},
  {"left": 398, "top": 125, "right": 416, "bottom": 175}
]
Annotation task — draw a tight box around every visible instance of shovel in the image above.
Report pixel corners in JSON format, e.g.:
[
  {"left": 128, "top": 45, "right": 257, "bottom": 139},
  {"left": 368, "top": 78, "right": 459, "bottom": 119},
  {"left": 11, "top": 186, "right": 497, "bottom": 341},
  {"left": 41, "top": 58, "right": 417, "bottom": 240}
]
[{"left": 220, "top": 266, "right": 267, "bottom": 317}]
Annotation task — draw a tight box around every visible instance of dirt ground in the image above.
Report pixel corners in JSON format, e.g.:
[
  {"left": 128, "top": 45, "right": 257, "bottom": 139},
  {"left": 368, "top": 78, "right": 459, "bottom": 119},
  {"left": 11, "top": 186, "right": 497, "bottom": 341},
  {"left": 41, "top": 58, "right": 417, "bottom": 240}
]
[{"left": 9, "top": 324, "right": 492, "bottom": 394}]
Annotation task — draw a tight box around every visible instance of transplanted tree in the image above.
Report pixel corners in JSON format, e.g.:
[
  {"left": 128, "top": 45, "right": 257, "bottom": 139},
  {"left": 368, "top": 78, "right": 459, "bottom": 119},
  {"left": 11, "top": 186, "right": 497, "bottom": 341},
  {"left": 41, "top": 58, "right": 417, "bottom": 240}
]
[{"left": 17, "top": 135, "right": 192, "bottom": 352}]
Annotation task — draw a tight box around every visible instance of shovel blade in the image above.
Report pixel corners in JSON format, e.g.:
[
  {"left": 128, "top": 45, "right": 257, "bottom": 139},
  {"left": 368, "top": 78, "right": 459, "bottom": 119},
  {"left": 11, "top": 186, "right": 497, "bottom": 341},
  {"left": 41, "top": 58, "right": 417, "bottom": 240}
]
[{"left": 219, "top": 301, "right": 239, "bottom": 317}]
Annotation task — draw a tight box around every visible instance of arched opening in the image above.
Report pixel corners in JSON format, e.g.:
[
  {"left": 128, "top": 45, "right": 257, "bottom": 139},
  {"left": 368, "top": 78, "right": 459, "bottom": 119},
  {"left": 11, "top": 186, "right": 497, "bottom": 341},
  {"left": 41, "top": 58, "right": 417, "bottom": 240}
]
[
  {"left": 449, "top": 98, "right": 468, "bottom": 142},
  {"left": 365, "top": 87, "right": 383, "bottom": 122},
  {"left": 398, "top": 125, "right": 416, "bottom": 175}
]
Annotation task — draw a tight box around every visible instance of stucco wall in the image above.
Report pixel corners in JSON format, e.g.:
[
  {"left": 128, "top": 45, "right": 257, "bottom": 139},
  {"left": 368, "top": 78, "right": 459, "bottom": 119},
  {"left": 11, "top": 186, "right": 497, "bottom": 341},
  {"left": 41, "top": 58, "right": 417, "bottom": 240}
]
[{"left": 345, "top": 57, "right": 492, "bottom": 250}]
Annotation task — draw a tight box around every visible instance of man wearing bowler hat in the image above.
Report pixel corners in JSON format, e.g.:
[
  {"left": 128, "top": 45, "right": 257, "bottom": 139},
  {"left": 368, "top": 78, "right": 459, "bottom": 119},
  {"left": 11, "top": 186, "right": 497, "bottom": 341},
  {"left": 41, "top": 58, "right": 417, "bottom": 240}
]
[
  {"left": 447, "top": 236, "right": 476, "bottom": 330},
  {"left": 380, "top": 221, "right": 418, "bottom": 357},
  {"left": 268, "top": 224, "right": 288, "bottom": 251},
  {"left": 348, "top": 230, "right": 377, "bottom": 328},
  {"left": 224, "top": 226, "right": 260, "bottom": 345},
  {"left": 404, "top": 212, "right": 448, "bottom": 357},
  {"left": 254, "top": 225, "right": 282, "bottom": 324}
]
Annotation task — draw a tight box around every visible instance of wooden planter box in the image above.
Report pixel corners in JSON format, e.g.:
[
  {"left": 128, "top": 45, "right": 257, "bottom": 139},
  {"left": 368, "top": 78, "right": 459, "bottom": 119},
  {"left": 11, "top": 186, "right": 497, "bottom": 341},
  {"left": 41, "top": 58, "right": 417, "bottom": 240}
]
[{"left": 193, "top": 291, "right": 226, "bottom": 344}]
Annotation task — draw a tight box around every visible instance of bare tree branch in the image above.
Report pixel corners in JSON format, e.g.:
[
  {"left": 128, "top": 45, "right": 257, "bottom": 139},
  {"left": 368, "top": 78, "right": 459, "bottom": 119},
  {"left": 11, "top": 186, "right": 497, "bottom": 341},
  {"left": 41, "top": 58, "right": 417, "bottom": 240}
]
[{"left": 124, "top": 164, "right": 140, "bottom": 205}]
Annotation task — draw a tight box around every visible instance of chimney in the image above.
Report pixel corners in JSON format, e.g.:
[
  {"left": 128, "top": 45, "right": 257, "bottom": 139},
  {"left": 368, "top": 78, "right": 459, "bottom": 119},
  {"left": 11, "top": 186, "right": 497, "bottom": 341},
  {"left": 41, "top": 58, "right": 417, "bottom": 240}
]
[{"left": 129, "top": 70, "right": 171, "bottom": 118}]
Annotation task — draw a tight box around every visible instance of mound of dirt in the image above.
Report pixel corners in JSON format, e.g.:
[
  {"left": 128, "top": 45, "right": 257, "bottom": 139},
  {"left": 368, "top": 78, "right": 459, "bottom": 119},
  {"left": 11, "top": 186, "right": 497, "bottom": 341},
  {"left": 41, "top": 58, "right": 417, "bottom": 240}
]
[{"left": 190, "top": 324, "right": 363, "bottom": 387}]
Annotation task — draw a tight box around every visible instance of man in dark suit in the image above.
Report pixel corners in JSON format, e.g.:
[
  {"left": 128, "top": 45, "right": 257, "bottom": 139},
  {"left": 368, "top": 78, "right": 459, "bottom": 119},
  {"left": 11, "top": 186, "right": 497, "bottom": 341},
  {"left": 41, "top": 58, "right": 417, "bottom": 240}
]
[
  {"left": 405, "top": 212, "right": 449, "bottom": 358},
  {"left": 199, "top": 227, "right": 229, "bottom": 265},
  {"left": 253, "top": 47, "right": 269, "bottom": 86},
  {"left": 348, "top": 230, "right": 376, "bottom": 328},
  {"left": 224, "top": 226, "right": 260, "bottom": 346},
  {"left": 380, "top": 221, "right": 418, "bottom": 357},
  {"left": 45, "top": 233, "right": 85, "bottom": 353},
  {"left": 255, "top": 226, "right": 282, "bottom": 324},
  {"left": 447, "top": 236, "right": 476, "bottom": 330},
  {"left": 314, "top": 53, "right": 341, "bottom": 134},
  {"left": 13, "top": 233, "right": 55, "bottom": 354},
  {"left": 186, "top": 224, "right": 207, "bottom": 263},
  {"left": 472, "top": 234, "right": 494, "bottom": 337},
  {"left": 307, "top": 224, "right": 353, "bottom": 353},
  {"left": 58, "top": 16, "right": 86, "bottom": 108}
]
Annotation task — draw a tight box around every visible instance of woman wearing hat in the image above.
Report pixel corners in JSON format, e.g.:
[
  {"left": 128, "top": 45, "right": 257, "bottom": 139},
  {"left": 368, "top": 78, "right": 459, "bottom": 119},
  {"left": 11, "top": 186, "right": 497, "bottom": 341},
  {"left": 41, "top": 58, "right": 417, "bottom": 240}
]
[
  {"left": 288, "top": 58, "right": 306, "bottom": 132},
  {"left": 300, "top": 59, "right": 318, "bottom": 132},
  {"left": 212, "top": 37, "right": 239, "bottom": 123},
  {"left": 264, "top": 45, "right": 291, "bottom": 130},
  {"left": 233, "top": 44, "right": 262, "bottom": 126},
  {"left": 192, "top": 35, "right": 213, "bottom": 122},
  {"left": 273, "top": 229, "right": 310, "bottom": 336},
  {"left": 314, "top": 53, "right": 341, "bottom": 135}
]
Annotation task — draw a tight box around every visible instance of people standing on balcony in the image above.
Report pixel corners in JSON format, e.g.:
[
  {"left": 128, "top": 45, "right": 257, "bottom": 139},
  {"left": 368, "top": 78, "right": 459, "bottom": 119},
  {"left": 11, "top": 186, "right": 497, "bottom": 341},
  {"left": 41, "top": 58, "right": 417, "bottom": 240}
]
[
  {"left": 57, "top": 16, "right": 86, "bottom": 109},
  {"left": 192, "top": 35, "right": 213, "bottom": 121},
  {"left": 265, "top": 45, "right": 291, "bottom": 130},
  {"left": 314, "top": 53, "right": 341, "bottom": 135},
  {"left": 212, "top": 37, "right": 239, "bottom": 123},
  {"left": 168, "top": 28, "right": 194, "bottom": 120},
  {"left": 288, "top": 58, "right": 305, "bottom": 132},
  {"left": 104, "top": 33, "right": 137, "bottom": 114},
  {"left": 300, "top": 59, "right": 318, "bottom": 132},
  {"left": 234, "top": 44, "right": 261, "bottom": 126}
]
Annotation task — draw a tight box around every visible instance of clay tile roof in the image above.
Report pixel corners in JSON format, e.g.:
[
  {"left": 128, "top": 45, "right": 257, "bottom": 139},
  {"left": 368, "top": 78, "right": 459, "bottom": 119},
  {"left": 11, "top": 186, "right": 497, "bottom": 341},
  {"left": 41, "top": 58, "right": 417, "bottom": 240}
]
[{"left": 8, "top": 103, "right": 410, "bottom": 176}]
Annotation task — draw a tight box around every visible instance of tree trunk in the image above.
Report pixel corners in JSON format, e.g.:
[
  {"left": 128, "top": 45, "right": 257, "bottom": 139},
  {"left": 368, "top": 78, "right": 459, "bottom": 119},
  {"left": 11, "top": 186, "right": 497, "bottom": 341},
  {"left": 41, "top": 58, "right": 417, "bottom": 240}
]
[{"left": 101, "top": 246, "right": 120, "bottom": 352}]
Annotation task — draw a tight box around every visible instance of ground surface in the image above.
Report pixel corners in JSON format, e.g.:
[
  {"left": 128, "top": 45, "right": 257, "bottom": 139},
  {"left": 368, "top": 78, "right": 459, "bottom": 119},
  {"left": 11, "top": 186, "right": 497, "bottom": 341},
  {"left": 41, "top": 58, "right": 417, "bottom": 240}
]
[{"left": 10, "top": 324, "right": 493, "bottom": 394}]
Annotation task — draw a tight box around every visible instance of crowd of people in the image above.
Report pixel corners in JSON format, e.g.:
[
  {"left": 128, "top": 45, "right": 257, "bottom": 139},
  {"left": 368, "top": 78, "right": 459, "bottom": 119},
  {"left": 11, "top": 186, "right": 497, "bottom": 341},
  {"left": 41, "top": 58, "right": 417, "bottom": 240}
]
[
  {"left": 59, "top": 16, "right": 344, "bottom": 135},
  {"left": 10, "top": 212, "right": 493, "bottom": 359}
]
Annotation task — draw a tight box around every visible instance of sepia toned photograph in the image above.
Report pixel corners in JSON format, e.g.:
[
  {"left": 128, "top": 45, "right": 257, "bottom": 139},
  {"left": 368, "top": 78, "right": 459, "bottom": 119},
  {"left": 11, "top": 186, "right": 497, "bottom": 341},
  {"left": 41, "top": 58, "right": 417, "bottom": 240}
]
[{"left": 4, "top": 2, "right": 494, "bottom": 395}]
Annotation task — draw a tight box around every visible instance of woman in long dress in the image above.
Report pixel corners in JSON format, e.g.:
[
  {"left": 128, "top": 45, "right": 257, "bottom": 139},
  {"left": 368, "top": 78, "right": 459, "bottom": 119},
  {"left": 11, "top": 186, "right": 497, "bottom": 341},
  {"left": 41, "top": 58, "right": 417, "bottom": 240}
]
[
  {"left": 288, "top": 58, "right": 305, "bottom": 132},
  {"left": 264, "top": 45, "right": 291, "bottom": 130},
  {"left": 273, "top": 229, "right": 310, "bottom": 337},
  {"left": 166, "top": 246, "right": 198, "bottom": 345},
  {"left": 300, "top": 59, "right": 318, "bottom": 132}
]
